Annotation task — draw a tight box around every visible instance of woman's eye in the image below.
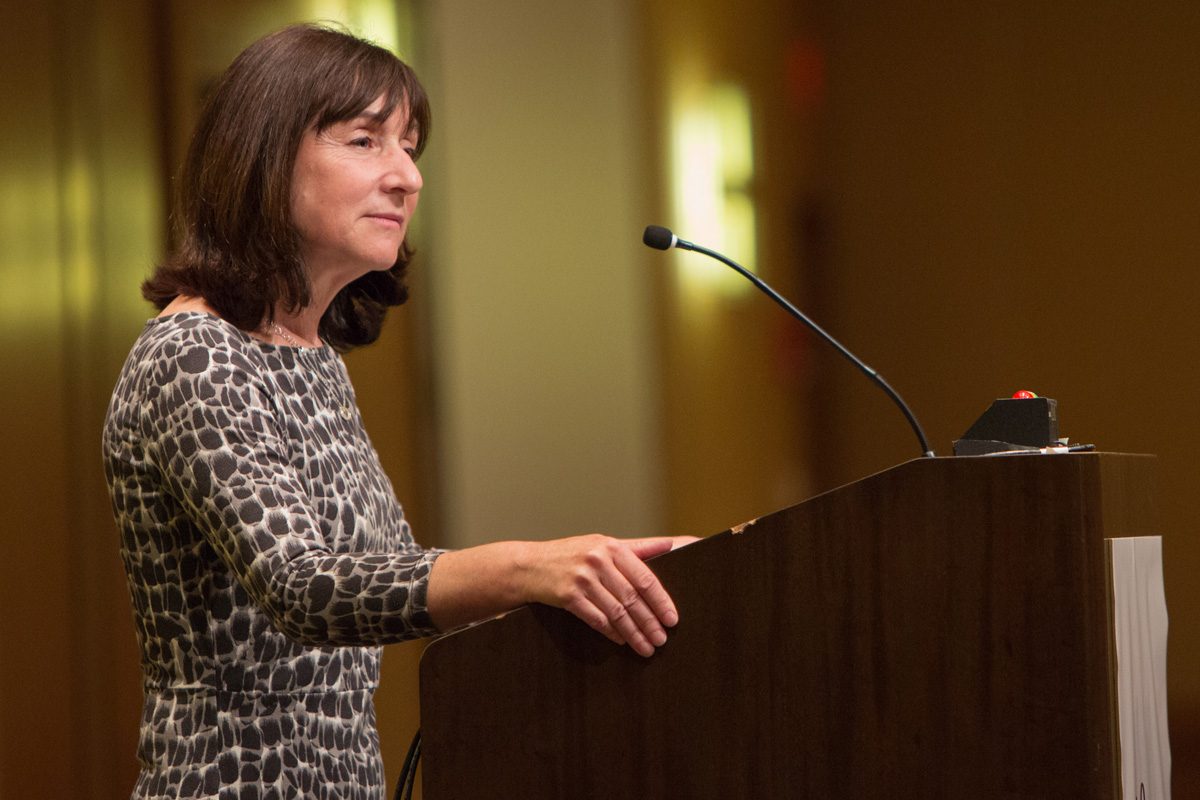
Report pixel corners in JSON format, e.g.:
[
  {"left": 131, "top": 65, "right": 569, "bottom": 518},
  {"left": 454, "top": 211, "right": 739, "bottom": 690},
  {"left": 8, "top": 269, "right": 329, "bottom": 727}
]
[
  {"left": 350, "top": 136, "right": 373, "bottom": 148},
  {"left": 404, "top": 146, "right": 418, "bottom": 161}
]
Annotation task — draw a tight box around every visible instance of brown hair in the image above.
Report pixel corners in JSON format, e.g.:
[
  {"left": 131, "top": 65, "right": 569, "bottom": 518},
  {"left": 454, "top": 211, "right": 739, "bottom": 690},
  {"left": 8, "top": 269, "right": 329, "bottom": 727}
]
[{"left": 143, "top": 23, "right": 431, "bottom": 351}]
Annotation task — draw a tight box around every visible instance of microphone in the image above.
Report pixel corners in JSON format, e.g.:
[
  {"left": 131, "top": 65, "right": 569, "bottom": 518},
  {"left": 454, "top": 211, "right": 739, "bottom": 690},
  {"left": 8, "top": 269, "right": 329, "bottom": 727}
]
[
  {"left": 643, "top": 225, "right": 935, "bottom": 458},
  {"left": 642, "top": 225, "right": 679, "bottom": 251}
]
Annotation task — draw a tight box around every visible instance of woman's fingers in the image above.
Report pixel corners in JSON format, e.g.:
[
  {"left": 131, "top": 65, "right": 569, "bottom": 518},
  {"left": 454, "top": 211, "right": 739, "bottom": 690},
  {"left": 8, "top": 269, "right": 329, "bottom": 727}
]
[
  {"left": 563, "top": 594, "right": 627, "bottom": 647},
  {"left": 625, "top": 536, "right": 677, "bottom": 561},
  {"left": 528, "top": 533, "right": 694, "bottom": 657},
  {"left": 608, "top": 543, "right": 679, "bottom": 628},
  {"left": 590, "top": 563, "right": 664, "bottom": 657},
  {"left": 586, "top": 537, "right": 680, "bottom": 657},
  {"left": 614, "top": 536, "right": 699, "bottom": 637}
]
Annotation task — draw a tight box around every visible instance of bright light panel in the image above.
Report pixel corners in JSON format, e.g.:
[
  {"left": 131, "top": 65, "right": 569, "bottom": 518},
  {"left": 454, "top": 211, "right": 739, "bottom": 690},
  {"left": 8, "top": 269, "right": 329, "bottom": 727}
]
[{"left": 670, "top": 82, "right": 756, "bottom": 299}]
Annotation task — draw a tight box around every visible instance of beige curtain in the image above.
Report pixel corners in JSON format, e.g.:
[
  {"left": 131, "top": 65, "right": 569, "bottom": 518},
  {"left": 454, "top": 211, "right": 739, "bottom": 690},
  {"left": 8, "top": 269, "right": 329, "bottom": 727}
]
[{"left": 0, "top": 1, "right": 163, "bottom": 796}]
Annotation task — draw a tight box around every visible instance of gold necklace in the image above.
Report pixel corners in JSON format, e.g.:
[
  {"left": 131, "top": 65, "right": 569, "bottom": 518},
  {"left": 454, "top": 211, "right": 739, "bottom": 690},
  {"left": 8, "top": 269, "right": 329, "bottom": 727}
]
[{"left": 269, "top": 322, "right": 302, "bottom": 348}]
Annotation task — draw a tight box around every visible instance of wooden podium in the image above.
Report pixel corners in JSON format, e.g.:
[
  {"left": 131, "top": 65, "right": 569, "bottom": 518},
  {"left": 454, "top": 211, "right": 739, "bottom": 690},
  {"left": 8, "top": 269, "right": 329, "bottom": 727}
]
[{"left": 418, "top": 453, "right": 1163, "bottom": 798}]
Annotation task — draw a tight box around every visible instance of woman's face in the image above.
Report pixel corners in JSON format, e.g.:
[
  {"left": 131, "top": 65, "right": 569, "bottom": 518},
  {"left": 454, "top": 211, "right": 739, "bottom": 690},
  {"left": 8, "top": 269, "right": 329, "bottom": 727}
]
[{"left": 290, "top": 95, "right": 422, "bottom": 286}]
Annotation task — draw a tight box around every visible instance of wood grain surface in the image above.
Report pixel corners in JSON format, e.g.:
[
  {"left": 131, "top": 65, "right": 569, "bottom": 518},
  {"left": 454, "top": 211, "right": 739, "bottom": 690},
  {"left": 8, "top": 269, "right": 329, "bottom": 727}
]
[{"left": 419, "top": 453, "right": 1157, "bottom": 799}]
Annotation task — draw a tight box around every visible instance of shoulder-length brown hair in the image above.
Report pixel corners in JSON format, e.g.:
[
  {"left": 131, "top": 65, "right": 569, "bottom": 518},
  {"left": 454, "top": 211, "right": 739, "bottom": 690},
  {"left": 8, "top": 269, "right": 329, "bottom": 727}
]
[{"left": 143, "top": 23, "right": 430, "bottom": 351}]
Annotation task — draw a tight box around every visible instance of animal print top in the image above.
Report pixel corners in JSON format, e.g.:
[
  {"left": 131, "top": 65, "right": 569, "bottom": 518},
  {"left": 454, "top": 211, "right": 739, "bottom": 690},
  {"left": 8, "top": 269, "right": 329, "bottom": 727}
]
[{"left": 103, "top": 312, "right": 443, "bottom": 800}]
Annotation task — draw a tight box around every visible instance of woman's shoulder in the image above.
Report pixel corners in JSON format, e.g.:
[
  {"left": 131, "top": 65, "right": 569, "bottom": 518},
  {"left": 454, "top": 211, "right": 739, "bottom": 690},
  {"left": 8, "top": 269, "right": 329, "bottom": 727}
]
[{"left": 132, "top": 311, "right": 267, "bottom": 369}]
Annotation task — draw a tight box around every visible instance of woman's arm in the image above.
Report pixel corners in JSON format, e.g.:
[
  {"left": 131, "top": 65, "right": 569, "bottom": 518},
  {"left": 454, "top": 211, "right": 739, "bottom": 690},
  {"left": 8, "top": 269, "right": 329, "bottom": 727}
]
[
  {"left": 427, "top": 534, "right": 695, "bottom": 657},
  {"left": 122, "top": 318, "right": 693, "bottom": 654}
]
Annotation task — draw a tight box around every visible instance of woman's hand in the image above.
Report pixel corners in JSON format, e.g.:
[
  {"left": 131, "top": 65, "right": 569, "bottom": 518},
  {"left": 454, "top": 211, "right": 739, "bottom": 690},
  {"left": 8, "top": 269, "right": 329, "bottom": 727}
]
[
  {"left": 426, "top": 534, "right": 698, "bottom": 657},
  {"left": 520, "top": 535, "right": 695, "bottom": 657}
]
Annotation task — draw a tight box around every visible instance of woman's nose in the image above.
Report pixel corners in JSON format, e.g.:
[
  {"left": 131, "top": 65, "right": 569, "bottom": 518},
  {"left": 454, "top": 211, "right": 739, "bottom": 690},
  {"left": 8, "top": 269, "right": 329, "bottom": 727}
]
[{"left": 384, "top": 148, "right": 422, "bottom": 194}]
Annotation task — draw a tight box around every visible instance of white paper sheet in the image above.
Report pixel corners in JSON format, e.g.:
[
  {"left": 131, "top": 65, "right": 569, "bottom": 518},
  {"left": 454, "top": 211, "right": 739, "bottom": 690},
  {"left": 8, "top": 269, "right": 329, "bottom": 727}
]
[{"left": 1109, "top": 536, "right": 1171, "bottom": 800}]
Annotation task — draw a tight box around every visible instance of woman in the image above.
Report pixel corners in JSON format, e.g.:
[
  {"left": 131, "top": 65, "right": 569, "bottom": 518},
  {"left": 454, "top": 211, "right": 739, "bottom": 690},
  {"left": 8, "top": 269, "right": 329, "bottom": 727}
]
[{"left": 103, "top": 24, "right": 687, "bottom": 800}]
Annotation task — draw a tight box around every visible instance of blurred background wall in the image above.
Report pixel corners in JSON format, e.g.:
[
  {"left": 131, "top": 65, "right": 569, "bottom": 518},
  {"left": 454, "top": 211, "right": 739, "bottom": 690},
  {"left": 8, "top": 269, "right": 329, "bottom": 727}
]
[{"left": 1, "top": 0, "right": 1197, "bottom": 797}]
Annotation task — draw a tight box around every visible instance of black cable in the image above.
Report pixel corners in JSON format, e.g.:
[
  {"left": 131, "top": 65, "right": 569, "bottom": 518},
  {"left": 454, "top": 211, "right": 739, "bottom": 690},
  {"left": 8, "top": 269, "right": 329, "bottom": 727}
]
[{"left": 393, "top": 728, "right": 422, "bottom": 800}]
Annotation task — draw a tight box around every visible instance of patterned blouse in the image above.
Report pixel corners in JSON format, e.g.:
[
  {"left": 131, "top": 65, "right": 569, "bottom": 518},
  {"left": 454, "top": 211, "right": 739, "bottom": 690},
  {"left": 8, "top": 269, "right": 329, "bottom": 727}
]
[{"left": 102, "top": 311, "right": 442, "bottom": 800}]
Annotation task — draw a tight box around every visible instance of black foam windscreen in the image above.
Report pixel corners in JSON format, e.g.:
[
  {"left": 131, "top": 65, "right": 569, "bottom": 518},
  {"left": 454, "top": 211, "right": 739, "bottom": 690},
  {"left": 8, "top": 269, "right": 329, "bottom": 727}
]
[{"left": 642, "top": 225, "right": 675, "bottom": 251}]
